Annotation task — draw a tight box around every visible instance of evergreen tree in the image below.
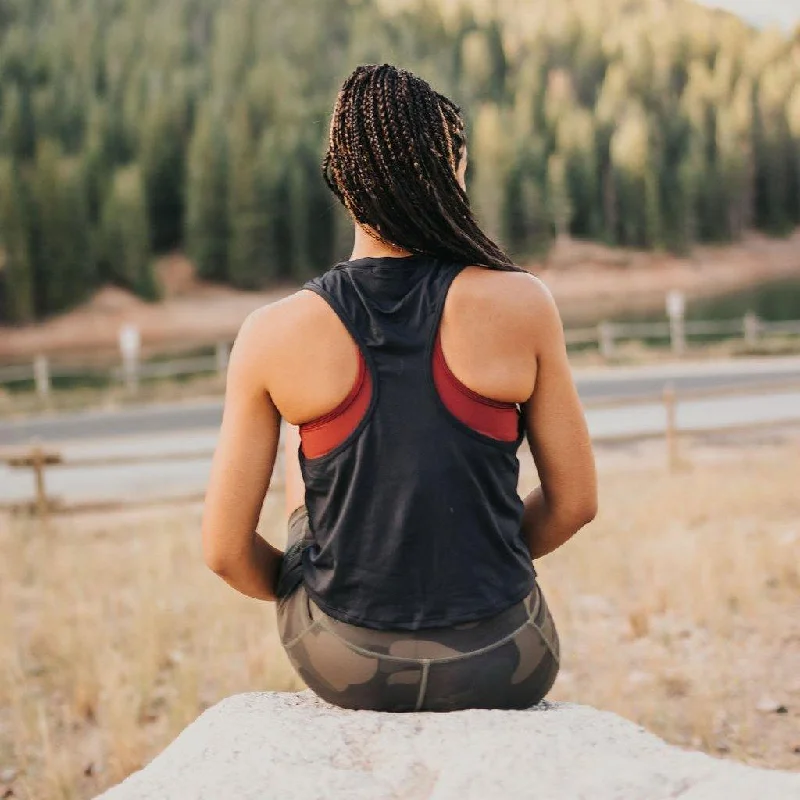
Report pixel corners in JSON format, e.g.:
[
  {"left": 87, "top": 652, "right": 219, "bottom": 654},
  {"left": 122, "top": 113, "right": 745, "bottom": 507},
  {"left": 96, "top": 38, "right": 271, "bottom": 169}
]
[
  {"left": 286, "top": 151, "right": 312, "bottom": 281},
  {"left": 0, "top": 84, "right": 36, "bottom": 160},
  {"left": 140, "top": 95, "right": 188, "bottom": 252},
  {"left": 471, "top": 101, "right": 509, "bottom": 242},
  {"left": 185, "top": 106, "right": 228, "bottom": 282},
  {"left": 2, "top": 0, "right": 800, "bottom": 321},
  {"left": 546, "top": 152, "right": 573, "bottom": 243},
  {"left": 227, "top": 104, "right": 269, "bottom": 289},
  {"left": 0, "top": 157, "right": 35, "bottom": 322},
  {"left": 101, "top": 165, "right": 158, "bottom": 300}
]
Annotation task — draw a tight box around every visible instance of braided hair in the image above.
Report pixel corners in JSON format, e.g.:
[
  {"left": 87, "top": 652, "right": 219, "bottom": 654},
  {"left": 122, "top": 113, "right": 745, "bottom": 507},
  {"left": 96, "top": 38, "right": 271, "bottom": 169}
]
[{"left": 323, "top": 64, "right": 520, "bottom": 271}]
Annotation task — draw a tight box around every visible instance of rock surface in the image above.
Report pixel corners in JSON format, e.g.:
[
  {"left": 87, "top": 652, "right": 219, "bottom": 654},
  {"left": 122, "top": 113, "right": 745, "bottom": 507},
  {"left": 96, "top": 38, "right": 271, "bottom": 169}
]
[{"left": 98, "top": 691, "right": 800, "bottom": 800}]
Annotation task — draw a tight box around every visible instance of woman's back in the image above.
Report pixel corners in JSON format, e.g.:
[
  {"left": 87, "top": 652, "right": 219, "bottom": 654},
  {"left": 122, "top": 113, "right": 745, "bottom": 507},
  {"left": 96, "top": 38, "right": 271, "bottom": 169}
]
[
  {"left": 262, "top": 259, "right": 543, "bottom": 430},
  {"left": 287, "top": 254, "right": 538, "bottom": 630},
  {"left": 231, "top": 252, "right": 592, "bottom": 630},
  {"left": 201, "top": 62, "right": 597, "bottom": 712}
]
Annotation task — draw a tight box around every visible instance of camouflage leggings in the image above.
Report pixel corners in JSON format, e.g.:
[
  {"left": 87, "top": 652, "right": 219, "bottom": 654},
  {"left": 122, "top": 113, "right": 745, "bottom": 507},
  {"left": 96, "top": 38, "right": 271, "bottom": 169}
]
[{"left": 275, "top": 507, "right": 560, "bottom": 712}]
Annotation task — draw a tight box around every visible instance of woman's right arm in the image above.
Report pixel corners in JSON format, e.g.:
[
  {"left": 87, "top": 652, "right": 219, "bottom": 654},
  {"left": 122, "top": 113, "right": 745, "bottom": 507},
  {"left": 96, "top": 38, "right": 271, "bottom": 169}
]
[{"left": 520, "top": 280, "right": 598, "bottom": 560}]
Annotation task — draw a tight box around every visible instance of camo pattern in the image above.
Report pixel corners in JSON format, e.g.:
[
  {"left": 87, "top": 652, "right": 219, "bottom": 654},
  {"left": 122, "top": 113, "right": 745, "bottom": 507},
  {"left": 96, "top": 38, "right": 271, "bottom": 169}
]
[{"left": 276, "top": 507, "right": 560, "bottom": 712}]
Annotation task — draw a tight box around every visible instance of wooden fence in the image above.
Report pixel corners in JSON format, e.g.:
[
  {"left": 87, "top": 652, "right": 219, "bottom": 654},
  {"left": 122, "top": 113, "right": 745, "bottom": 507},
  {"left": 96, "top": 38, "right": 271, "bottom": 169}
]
[
  {"left": 564, "top": 313, "right": 800, "bottom": 358},
  {"left": 2, "top": 314, "right": 800, "bottom": 400},
  {"left": 0, "top": 341, "right": 231, "bottom": 399},
  {"left": 3, "top": 377, "right": 800, "bottom": 518}
]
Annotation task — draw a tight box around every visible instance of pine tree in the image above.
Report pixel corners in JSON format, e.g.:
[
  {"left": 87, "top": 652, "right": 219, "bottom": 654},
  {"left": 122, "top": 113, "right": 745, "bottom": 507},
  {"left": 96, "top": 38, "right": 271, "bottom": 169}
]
[
  {"left": 0, "top": 158, "right": 35, "bottom": 323},
  {"left": 59, "top": 160, "right": 96, "bottom": 307},
  {"left": 140, "top": 95, "right": 188, "bottom": 252},
  {"left": 471, "top": 102, "right": 510, "bottom": 242},
  {"left": 286, "top": 152, "right": 312, "bottom": 281},
  {"left": 546, "top": 152, "right": 573, "bottom": 243},
  {"left": 30, "top": 140, "right": 68, "bottom": 314},
  {"left": 0, "top": 84, "right": 36, "bottom": 160},
  {"left": 185, "top": 106, "right": 229, "bottom": 282},
  {"left": 101, "top": 165, "right": 159, "bottom": 300},
  {"left": 25, "top": 142, "right": 96, "bottom": 315},
  {"left": 227, "top": 104, "right": 269, "bottom": 289},
  {"left": 461, "top": 30, "right": 494, "bottom": 101},
  {"left": 255, "top": 128, "right": 289, "bottom": 280},
  {"left": 4, "top": 0, "right": 800, "bottom": 318}
]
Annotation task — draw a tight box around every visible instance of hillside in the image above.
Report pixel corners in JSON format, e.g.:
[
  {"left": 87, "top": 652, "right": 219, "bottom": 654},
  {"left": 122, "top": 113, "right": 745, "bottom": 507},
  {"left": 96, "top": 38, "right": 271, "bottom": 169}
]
[{"left": 2, "top": 0, "right": 800, "bottom": 324}]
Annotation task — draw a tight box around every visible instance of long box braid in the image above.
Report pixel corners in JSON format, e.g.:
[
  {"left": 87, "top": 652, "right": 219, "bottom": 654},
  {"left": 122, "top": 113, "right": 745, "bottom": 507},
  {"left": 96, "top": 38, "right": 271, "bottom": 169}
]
[{"left": 323, "top": 64, "right": 522, "bottom": 272}]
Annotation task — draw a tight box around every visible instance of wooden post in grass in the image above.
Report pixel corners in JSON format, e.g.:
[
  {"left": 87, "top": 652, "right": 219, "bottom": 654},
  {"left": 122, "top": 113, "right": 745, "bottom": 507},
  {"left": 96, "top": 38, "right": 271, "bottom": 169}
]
[
  {"left": 663, "top": 383, "right": 679, "bottom": 473},
  {"left": 4, "top": 445, "right": 63, "bottom": 519},
  {"left": 31, "top": 445, "right": 48, "bottom": 519}
]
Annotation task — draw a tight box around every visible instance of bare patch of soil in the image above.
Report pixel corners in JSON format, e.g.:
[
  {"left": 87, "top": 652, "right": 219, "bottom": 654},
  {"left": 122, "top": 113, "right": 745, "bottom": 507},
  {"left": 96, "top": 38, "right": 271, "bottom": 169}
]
[{"left": 1, "top": 233, "right": 799, "bottom": 361}]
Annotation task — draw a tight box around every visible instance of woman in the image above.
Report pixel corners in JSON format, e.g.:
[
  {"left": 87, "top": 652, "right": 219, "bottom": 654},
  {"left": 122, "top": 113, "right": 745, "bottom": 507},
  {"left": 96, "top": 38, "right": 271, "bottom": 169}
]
[{"left": 202, "top": 64, "right": 597, "bottom": 713}]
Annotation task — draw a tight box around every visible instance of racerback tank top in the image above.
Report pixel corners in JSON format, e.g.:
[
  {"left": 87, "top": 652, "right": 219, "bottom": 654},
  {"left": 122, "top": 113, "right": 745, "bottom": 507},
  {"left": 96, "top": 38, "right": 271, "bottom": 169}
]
[{"left": 299, "top": 254, "right": 536, "bottom": 631}]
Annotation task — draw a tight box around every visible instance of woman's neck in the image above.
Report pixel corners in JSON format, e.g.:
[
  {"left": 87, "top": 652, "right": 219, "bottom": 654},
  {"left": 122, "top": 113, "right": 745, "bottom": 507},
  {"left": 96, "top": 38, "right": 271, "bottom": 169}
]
[{"left": 349, "top": 224, "right": 414, "bottom": 261}]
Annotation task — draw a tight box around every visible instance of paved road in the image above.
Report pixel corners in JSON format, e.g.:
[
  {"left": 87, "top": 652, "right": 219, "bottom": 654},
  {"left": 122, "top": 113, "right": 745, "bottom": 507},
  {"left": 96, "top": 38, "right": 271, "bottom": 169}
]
[
  {"left": 1, "top": 357, "right": 799, "bottom": 505},
  {"left": 2, "top": 356, "right": 800, "bottom": 447}
]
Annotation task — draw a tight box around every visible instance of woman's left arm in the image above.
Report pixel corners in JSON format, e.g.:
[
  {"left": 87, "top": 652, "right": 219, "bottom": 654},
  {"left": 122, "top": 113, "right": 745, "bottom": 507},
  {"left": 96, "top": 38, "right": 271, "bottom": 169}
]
[{"left": 201, "top": 311, "right": 284, "bottom": 601}]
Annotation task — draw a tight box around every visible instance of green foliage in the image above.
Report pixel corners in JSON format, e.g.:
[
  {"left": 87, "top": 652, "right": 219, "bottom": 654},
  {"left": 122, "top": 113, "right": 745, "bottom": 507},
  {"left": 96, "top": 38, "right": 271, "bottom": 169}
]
[
  {"left": 0, "top": 157, "right": 34, "bottom": 322},
  {"left": 29, "top": 141, "right": 95, "bottom": 315},
  {"left": 227, "top": 103, "right": 269, "bottom": 289},
  {"left": 100, "top": 165, "right": 158, "bottom": 300},
  {"left": 140, "top": 95, "right": 188, "bottom": 252},
  {"left": 185, "top": 106, "right": 228, "bottom": 283},
  {"left": 1, "top": 0, "right": 800, "bottom": 322}
]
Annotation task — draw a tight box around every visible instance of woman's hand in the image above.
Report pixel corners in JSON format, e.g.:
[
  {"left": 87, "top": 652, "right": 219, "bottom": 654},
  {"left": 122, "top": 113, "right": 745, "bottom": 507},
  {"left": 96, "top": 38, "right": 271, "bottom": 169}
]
[{"left": 201, "top": 309, "right": 284, "bottom": 601}]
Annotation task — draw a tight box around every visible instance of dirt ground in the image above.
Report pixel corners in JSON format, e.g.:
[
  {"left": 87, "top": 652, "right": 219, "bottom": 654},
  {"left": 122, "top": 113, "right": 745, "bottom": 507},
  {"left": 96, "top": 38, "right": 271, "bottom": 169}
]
[
  {"left": 0, "top": 430, "right": 799, "bottom": 799},
  {"left": 2, "top": 231, "right": 800, "bottom": 361}
]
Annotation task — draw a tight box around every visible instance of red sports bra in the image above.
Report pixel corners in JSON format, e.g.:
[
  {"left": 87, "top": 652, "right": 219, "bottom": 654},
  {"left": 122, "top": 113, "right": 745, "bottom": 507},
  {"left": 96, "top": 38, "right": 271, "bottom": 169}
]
[{"left": 300, "top": 329, "right": 518, "bottom": 459}]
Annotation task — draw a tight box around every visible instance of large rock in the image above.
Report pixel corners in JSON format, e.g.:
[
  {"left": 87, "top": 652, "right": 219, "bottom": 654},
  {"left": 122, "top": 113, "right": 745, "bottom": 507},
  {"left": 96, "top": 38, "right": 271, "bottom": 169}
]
[{"left": 98, "top": 691, "right": 800, "bottom": 800}]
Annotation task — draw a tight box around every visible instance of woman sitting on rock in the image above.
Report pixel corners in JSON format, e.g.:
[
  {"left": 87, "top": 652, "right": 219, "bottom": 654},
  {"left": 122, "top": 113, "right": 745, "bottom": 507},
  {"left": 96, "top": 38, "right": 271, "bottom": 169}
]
[{"left": 202, "top": 64, "right": 598, "bottom": 712}]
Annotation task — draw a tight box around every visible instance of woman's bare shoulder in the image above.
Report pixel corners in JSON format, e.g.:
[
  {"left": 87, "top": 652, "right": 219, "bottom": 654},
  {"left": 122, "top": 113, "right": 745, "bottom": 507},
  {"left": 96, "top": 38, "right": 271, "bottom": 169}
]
[
  {"left": 237, "top": 289, "right": 340, "bottom": 351},
  {"left": 232, "top": 288, "right": 358, "bottom": 406},
  {"left": 450, "top": 267, "right": 561, "bottom": 340}
]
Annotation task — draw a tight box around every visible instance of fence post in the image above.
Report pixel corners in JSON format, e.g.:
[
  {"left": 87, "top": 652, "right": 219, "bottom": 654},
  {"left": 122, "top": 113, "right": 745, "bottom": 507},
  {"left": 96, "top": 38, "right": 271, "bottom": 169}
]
[
  {"left": 30, "top": 444, "right": 49, "bottom": 520},
  {"left": 119, "top": 324, "right": 141, "bottom": 393},
  {"left": 33, "top": 355, "right": 51, "bottom": 399},
  {"left": 666, "top": 290, "right": 686, "bottom": 357},
  {"left": 663, "top": 382, "right": 679, "bottom": 473},
  {"left": 598, "top": 321, "right": 615, "bottom": 360},
  {"left": 215, "top": 341, "right": 230, "bottom": 375},
  {"left": 743, "top": 312, "right": 760, "bottom": 348}
]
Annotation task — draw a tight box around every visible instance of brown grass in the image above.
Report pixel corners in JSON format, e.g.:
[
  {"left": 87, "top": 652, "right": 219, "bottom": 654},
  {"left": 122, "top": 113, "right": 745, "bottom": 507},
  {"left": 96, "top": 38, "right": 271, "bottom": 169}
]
[
  {"left": 535, "top": 440, "right": 800, "bottom": 771},
  {"left": 1, "top": 437, "right": 799, "bottom": 798}
]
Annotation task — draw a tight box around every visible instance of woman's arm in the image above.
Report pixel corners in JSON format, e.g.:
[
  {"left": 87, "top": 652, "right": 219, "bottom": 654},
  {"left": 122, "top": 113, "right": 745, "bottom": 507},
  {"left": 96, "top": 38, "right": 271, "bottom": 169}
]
[
  {"left": 201, "top": 310, "right": 284, "bottom": 601},
  {"left": 521, "top": 280, "right": 598, "bottom": 560}
]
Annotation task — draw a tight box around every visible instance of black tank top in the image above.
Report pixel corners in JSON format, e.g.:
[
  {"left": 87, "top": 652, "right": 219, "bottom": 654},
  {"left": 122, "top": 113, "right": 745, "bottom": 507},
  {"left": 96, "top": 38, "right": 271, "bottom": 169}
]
[{"left": 299, "top": 254, "right": 536, "bottom": 631}]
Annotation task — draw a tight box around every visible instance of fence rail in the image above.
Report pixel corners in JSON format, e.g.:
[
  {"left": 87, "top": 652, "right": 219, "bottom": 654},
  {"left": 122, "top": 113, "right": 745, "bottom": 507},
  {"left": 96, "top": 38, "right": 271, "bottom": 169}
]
[
  {"left": 2, "top": 313, "right": 800, "bottom": 400},
  {"left": 3, "top": 377, "right": 800, "bottom": 518}
]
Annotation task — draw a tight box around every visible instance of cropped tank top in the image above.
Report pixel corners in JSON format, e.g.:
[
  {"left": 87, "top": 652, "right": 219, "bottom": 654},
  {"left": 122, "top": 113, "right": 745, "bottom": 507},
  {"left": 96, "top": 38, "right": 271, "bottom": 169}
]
[{"left": 298, "top": 254, "right": 536, "bottom": 631}]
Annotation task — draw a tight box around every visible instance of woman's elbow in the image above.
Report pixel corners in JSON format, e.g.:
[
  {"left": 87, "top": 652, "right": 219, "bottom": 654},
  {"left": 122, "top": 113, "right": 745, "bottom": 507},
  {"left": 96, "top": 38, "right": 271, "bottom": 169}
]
[
  {"left": 202, "top": 530, "right": 234, "bottom": 577},
  {"left": 562, "top": 494, "right": 598, "bottom": 532},
  {"left": 204, "top": 549, "right": 229, "bottom": 577},
  {"left": 579, "top": 495, "right": 598, "bottom": 527}
]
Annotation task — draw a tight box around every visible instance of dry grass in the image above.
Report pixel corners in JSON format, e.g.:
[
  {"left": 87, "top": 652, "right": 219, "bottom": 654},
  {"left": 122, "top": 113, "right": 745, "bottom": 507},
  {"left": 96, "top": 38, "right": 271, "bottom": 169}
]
[
  {"left": 0, "top": 491, "right": 303, "bottom": 799},
  {"left": 1, "top": 437, "right": 799, "bottom": 798},
  {"left": 536, "top": 438, "right": 800, "bottom": 771}
]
